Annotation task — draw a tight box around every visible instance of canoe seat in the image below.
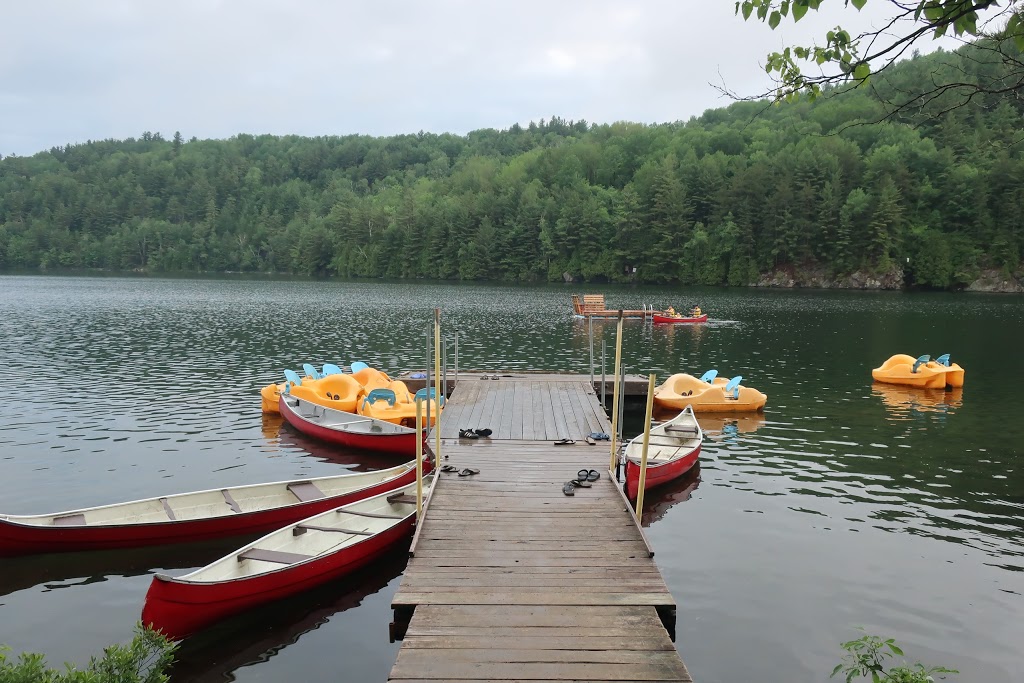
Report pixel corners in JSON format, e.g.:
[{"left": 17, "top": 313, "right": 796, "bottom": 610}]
[
  {"left": 287, "top": 481, "right": 326, "bottom": 503},
  {"left": 293, "top": 523, "right": 372, "bottom": 536},
  {"left": 387, "top": 492, "right": 417, "bottom": 504},
  {"left": 52, "top": 513, "right": 85, "bottom": 526},
  {"left": 159, "top": 497, "right": 177, "bottom": 520},
  {"left": 665, "top": 426, "right": 699, "bottom": 435},
  {"left": 221, "top": 489, "right": 242, "bottom": 514},
  {"left": 237, "top": 548, "right": 312, "bottom": 565}
]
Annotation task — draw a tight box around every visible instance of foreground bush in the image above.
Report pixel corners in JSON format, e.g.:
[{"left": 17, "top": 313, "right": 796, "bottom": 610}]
[{"left": 0, "top": 624, "right": 175, "bottom": 683}]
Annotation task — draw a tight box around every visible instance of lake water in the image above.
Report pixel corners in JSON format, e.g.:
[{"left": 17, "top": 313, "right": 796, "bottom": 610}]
[{"left": 0, "top": 275, "right": 1021, "bottom": 682}]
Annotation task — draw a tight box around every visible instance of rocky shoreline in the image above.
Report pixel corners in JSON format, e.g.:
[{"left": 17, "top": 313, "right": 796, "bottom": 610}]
[{"left": 753, "top": 266, "right": 1023, "bottom": 293}]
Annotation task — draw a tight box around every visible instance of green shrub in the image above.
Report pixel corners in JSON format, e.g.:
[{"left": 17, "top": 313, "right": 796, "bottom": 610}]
[
  {"left": 0, "top": 624, "right": 176, "bottom": 683},
  {"left": 832, "top": 630, "right": 957, "bottom": 683}
]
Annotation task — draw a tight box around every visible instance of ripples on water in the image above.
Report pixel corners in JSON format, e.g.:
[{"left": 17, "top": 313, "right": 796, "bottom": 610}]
[{"left": 0, "top": 276, "right": 1021, "bottom": 682}]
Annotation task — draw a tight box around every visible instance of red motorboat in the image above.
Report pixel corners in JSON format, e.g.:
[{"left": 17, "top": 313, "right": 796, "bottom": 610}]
[
  {"left": 279, "top": 394, "right": 423, "bottom": 456},
  {"left": 142, "top": 477, "right": 431, "bottom": 639},
  {"left": 0, "top": 463, "right": 420, "bottom": 557},
  {"left": 652, "top": 314, "right": 709, "bottom": 324},
  {"left": 623, "top": 406, "right": 702, "bottom": 499}
]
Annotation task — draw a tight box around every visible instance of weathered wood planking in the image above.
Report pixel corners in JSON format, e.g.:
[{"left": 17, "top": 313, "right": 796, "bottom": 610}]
[{"left": 388, "top": 377, "right": 690, "bottom": 683}]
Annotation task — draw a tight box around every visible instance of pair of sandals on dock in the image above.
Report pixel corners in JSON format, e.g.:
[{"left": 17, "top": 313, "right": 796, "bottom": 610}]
[
  {"left": 563, "top": 468, "right": 601, "bottom": 496},
  {"left": 440, "top": 464, "right": 479, "bottom": 476},
  {"left": 555, "top": 431, "right": 610, "bottom": 446}
]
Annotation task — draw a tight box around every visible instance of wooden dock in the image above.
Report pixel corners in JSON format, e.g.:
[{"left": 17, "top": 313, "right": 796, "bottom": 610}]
[{"left": 388, "top": 376, "right": 692, "bottom": 682}]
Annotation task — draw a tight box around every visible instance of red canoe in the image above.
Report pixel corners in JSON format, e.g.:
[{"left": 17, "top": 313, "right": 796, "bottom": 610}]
[
  {"left": 279, "top": 394, "right": 423, "bottom": 456},
  {"left": 624, "top": 406, "right": 703, "bottom": 499},
  {"left": 652, "top": 314, "right": 709, "bottom": 324},
  {"left": 142, "top": 477, "right": 431, "bottom": 639},
  {"left": 0, "top": 463, "right": 420, "bottom": 557}
]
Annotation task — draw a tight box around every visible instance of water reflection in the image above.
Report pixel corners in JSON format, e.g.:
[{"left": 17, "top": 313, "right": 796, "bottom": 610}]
[
  {"left": 652, "top": 408, "right": 768, "bottom": 437},
  {"left": 641, "top": 463, "right": 702, "bottom": 527},
  {"left": 167, "top": 552, "right": 407, "bottom": 682},
  {"left": 0, "top": 539, "right": 257, "bottom": 598},
  {"left": 872, "top": 383, "right": 964, "bottom": 420}
]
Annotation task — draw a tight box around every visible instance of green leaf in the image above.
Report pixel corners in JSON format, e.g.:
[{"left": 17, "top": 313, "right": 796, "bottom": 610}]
[
  {"left": 853, "top": 62, "right": 870, "bottom": 79},
  {"left": 831, "top": 664, "right": 843, "bottom": 678},
  {"left": 793, "top": 2, "right": 808, "bottom": 20},
  {"left": 742, "top": 1, "right": 753, "bottom": 19},
  {"left": 781, "top": 0, "right": 790, "bottom": 17},
  {"left": 851, "top": 0, "right": 866, "bottom": 9},
  {"left": 889, "top": 644, "right": 904, "bottom": 656},
  {"left": 871, "top": 673, "right": 881, "bottom": 683},
  {"left": 769, "top": 10, "right": 781, "bottom": 29}
]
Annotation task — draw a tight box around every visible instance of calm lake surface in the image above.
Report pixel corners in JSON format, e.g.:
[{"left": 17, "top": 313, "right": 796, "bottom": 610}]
[{"left": 0, "top": 275, "right": 1021, "bottom": 682}]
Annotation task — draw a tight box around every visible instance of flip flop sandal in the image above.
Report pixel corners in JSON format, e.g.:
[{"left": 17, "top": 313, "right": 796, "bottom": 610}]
[
  {"left": 474, "top": 428, "right": 492, "bottom": 437},
  {"left": 586, "top": 469, "right": 601, "bottom": 482},
  {"left": 553, "top": 439, "right": 575, "bottom": 445},
  {"left": 577, "top": 468, "right": 591, "bottom": 480},
  {"left": 568, "top": 479, "right": 591, "bottom": 488},
  {"left": 562, "top": 482, "right": 575, "bottom": 496},
  {"left": 584, "top": 435, "right": 596, "bottom": 445},
  {"left": 440, "top": 464, "right": 459, "bottom": 473},
  {"left": 457, "top": 468, "right": 480, "bottom": 477}
]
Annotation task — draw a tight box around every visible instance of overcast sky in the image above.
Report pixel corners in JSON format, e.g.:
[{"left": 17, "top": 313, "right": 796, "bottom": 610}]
[{"left": 0, "top": 1, "right": 939, "bottom": 156}]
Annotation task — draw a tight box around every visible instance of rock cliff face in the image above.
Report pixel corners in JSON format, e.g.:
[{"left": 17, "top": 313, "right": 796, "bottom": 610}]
[
  {"left": 966, "top": 269, "right": 1024, "bottom": 293},
  {"left": 754, "top": 265, "right": 905, "bottom": 290}
]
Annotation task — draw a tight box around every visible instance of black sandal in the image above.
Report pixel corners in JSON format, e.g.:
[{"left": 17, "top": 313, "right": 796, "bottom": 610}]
[
  {"left": 562, "top": 481, "right": 575, "bottom": 496},
  {"left": 554, "top": 438, "right": 575, "bottom": 445},
  {"left": 457, "top": 467, "right": 480, "bottom": 477}
]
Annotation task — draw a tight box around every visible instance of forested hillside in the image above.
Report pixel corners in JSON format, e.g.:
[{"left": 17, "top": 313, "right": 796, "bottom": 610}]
[{"left": 1, "top": 39, "right": 1021, "bottom": 289}]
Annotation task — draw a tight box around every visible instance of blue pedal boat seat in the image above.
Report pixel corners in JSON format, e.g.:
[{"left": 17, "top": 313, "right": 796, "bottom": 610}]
[
  {"left": 322, "top": 363, "right": 343, "bottom": 376},
  {"left": 414, "top": 387, "right": 445, "bottom": 406},
  {"left": 699, "top": 369, "right": 718, "bottom": 383},
  {"left": 283, "top": 369, "right": 303, "bottom": 386},
  {"left": 362, "top": 388, "right": 397, "bottom": 409},
  {"left": 350, "top": 361, "right": 369, "bottom": 373},
  {"left": 934, "top": 354, "right": 950, "bottom": 367},
  {"left": 724, "top": 375, "right": 742, "bottom": 399},
  {"left": 302, "top": 363, "right": 323, "bottom": 380},
  {"left": 912, "top": 355, "right": 931, "bottom": 373}
]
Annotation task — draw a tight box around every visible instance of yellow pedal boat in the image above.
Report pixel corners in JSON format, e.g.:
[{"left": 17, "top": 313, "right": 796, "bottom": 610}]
[
  {"left": 654, "top": 372, "right": 767, "bottom": 413},
  {"left": 260, "top": 363, "right": 350, "bottom": 414},
  {"left": 871, "top": 354, "right": 965, "bottom": 389},
  {"left": 263, "top": 364, "right": 442, "bottom": 428}
]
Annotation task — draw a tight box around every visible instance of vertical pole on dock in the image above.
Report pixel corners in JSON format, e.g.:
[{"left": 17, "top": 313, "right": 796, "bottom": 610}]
[
  {"left": 425, "top": 329, "right": 431, "bottom": 436},
  {"left": 442, "top": 338, "right": 448, "bottom": 400},
  {"left": 415, "top": 399, "right": 423, "bottom": 519},
  {"left": 588, "top": 314, "right": 594, "bottom": 384},
  {"left": 601, "top": 339, "right": 607, "bottom": 406},
  {"left": 454, "top": 332, "right": 459, "bottom": 385},
  {"left": 634, "top": 374, "right": 656, "bottom": 517},
  {"left": 434, "top": 308, "right": 442, "bottom": 460},
  {"left": 608, "top": 311, "right": 624, "bottom": 472},
  {"left": 618, "top": 361, "right": 626, "bottom": 441}
]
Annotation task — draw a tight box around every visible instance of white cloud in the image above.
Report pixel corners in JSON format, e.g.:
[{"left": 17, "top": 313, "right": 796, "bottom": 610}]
[{"left": 0, "top": 0, "right": 955, "bottom": 155}]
